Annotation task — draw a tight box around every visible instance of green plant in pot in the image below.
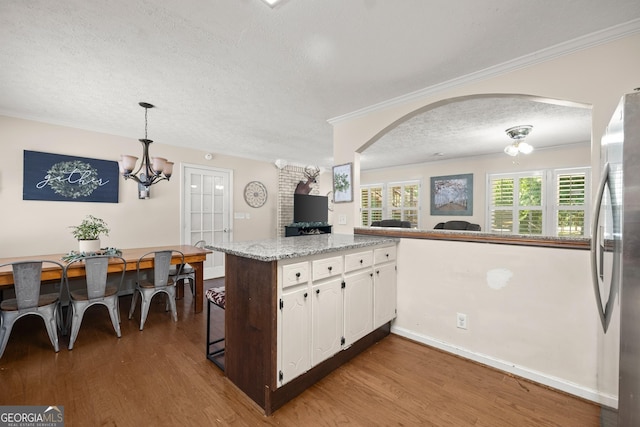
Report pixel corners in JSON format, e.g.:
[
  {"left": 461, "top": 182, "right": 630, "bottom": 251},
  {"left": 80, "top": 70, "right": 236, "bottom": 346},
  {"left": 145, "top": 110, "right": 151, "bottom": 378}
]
[{"left": 70, "top": 215, "right": 110, "bottom": 253}]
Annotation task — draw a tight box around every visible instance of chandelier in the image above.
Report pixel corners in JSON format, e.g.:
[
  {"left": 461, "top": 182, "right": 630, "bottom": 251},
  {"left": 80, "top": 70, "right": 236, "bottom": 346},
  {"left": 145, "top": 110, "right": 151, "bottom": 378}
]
[
  {"left": 504, "top": 125, "right": 534, "bottom": 157},
  {"left": 118, "top": 102, "right": 173, "bottom": 187}
]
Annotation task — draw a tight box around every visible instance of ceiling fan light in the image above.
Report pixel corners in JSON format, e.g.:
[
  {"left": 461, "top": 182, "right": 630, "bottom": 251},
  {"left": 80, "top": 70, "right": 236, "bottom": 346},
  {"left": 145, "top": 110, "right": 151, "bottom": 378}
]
[
  {"left": 504, "top": 125, "right": 534, "bottom": 157},
  {"left": 504, "top": 144, "right": 519, "bottom": 156},
  {"left": 261, "top": 0, "right": 283, "bottom": 7},
  {"left": 505, "top": 125, "right": 533, "bottom": 140},
  {"left": 518, "top": 142, "right": 534, "bottom": 154}
]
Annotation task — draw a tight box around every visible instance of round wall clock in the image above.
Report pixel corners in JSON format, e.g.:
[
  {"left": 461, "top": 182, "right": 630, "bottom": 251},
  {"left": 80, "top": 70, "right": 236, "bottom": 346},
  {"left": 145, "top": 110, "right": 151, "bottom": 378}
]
[{"left": 244, "top": 181, "right": 268, "bottom": 208}]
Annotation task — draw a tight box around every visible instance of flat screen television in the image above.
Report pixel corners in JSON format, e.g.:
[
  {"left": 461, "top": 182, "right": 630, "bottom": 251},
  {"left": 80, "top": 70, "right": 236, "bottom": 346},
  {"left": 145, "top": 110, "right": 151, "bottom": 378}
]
[{"left": 293, "top": 194, "right": 328, "bottom": 223}]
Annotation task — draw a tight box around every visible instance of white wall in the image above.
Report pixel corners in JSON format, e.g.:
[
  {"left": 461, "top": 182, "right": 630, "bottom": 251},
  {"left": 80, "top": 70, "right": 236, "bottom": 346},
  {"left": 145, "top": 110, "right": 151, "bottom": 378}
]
[
  {"left": 361, "top": 143, "right": 590, "bottom": 229},
  {"left": 0, "top": 116, "right": 279, "bottom": 257},
  {"left": 394, "top": 238, "right": 617, "bottom": 405}
]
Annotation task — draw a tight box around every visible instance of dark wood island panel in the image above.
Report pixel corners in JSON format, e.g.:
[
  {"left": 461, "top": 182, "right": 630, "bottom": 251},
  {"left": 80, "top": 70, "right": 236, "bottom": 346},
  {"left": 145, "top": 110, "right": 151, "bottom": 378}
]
[
  {"left": 223, "top": 253, "right": 391, "bottom": 415},
  {"left": 224, "top": 254, "right": 278, "bottom": 411}
]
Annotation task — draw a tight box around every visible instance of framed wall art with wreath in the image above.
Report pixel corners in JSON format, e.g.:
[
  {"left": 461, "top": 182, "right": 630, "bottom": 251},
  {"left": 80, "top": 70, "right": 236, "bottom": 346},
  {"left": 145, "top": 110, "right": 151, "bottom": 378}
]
[{"left": 23, "top": 150, "right": 120, "bottom": 203}]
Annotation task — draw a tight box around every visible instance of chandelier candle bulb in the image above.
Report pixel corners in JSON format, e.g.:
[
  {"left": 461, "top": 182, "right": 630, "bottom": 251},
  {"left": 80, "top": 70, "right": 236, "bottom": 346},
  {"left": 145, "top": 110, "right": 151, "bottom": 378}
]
[{"left": 151, "top": 157, "right": 167, "bottom": 173}]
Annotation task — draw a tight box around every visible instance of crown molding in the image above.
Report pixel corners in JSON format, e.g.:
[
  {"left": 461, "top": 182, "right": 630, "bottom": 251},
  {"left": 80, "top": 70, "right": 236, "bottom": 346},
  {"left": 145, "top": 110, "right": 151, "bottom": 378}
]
[{"left": 328, "top": 19, "right": 640, "bottom": 125}]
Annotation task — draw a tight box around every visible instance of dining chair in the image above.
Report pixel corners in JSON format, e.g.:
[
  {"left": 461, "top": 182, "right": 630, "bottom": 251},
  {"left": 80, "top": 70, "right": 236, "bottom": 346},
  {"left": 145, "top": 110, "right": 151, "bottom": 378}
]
[
  {"left": 128, "top": 250, "right": 184, "bottom": 330},
  {"left": 0, "top": 260, "right": 65, "bottom": 358},
  {"left": 64, "top": 255, "right": 126, "bottom": 350},
  {"left": 169, "top": 240, "right": 206, "bottom": 298}
]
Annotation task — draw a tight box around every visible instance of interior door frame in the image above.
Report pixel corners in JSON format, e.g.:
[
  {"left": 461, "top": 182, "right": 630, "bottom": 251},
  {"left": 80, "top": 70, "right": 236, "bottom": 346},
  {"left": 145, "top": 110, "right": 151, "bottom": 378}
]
[{"left": 180, "top": 162, "right": 234, "bottom": 278}]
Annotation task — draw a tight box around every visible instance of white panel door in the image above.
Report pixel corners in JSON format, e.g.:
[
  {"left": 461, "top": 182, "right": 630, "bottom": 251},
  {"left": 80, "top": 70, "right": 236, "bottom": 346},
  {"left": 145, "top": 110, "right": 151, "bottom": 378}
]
[
  {"left": 183, "top": 165, "right": 232, "bottom": 278},
  {"left": 311, "top": 277, "right": 343, "bottom": 366},
  {"left": 279, "top": 288, "right": 311, "bottom": 385},
  {"left": 373, "top": 262, "right": 397, "bottom": 329},
  {"left": 344, "top": 269, "right": 373, "bottom": 346}
]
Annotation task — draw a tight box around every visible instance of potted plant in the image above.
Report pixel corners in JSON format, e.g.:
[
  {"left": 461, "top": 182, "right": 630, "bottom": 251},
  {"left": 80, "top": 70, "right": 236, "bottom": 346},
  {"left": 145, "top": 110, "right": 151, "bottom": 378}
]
[{"left": 70, "top": 215, "right": 110, "bottom": 253}]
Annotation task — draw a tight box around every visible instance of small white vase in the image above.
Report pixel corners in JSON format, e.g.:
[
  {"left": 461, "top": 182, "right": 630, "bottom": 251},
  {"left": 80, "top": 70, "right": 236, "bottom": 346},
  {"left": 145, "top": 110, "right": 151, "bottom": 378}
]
[{"left": 78, "top": 239, "right": 101, "bottom": 253}]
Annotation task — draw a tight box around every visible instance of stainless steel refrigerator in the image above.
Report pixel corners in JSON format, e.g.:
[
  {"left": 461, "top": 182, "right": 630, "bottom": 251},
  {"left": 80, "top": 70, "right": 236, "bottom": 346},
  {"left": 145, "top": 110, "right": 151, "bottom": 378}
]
[{"left": 592, "top": 90, "right": 640, "bottom": 426}]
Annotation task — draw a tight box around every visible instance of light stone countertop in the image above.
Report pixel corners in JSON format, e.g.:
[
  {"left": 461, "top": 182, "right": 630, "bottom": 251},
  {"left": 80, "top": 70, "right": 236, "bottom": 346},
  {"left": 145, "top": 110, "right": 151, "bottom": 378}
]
[{"left": 206, "top": 233, "right": 398, "bottom": 262}]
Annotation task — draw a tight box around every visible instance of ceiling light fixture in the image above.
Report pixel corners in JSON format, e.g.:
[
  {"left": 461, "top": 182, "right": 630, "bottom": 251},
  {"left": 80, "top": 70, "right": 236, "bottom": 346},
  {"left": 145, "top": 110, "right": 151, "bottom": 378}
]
[
  {"left": 261, "top": 0, "right": 284, "bottom": 7},
  {"left": 118, "top": 102, "right": 173, "bottom": 187},
  {"left": 504, "top": 125, "right": 534, "bottom": 157}
]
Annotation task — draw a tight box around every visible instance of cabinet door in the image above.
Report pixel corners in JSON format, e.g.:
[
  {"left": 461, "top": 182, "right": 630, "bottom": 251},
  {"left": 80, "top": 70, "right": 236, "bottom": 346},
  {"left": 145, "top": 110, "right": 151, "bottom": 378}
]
[
  {"left": 280, "top": 288, "right": 311, "bottom": 385},
  {"left": 311, "top": 277, "right": 343, "bottom": 366},
  {"left": 344, "top": 269, "right": 374, "bottom": 346},
  {"left": 374, "top": 262, "right": 397, "bottom": 329}
]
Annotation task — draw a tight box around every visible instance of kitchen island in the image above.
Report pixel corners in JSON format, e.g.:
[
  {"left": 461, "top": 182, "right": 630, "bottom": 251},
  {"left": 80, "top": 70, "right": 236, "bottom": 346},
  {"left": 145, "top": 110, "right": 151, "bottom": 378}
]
[{"left": 208, "top": 234, "right": 398, "bottom": 415}]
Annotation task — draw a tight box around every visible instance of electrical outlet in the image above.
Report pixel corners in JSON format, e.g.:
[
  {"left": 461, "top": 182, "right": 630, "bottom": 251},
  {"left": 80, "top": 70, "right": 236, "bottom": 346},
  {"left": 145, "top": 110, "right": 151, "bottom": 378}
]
[{"left": 456, "top": 312, "right": 468, "bottom": 330}]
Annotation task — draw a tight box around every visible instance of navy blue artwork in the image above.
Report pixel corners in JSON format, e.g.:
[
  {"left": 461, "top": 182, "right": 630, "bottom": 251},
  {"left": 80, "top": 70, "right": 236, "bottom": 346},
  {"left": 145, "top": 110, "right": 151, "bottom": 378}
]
[{"left": 23, "top": 150, "right": 119, "bottom": 203}]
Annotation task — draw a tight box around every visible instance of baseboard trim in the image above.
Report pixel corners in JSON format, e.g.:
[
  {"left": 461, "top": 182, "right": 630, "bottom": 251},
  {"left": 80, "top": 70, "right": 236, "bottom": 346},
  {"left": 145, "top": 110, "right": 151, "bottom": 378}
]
[{"left": 391, "top": 325, "right": 617, "bottom": 408}]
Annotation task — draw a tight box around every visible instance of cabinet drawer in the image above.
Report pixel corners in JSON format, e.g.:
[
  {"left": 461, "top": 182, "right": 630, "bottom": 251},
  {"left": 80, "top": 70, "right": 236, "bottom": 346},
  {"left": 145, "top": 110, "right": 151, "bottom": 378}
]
[
  {"left": 344, "top": 251, "right": 373, "bottom": 272},
  {"left": 312, "top": 256, "right": 343, "bottom": 281},
  {"left": 374, "top": 246, "right": 397, "bottom": 264},
  {"left": 282, "top": 261, "right": 309, "bottom": 289}
]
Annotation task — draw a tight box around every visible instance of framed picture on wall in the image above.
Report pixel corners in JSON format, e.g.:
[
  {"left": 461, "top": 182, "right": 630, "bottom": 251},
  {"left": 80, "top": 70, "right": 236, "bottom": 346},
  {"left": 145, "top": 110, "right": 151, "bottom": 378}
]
[
  {"left": 430, "top": 173, "right": 473, "bottom": 216},
  {"left": 332, "top": 163, "right": 353, "bottom": 203},
  {"left": 23, "top": 150, "right": 119, "bottom": 203}
]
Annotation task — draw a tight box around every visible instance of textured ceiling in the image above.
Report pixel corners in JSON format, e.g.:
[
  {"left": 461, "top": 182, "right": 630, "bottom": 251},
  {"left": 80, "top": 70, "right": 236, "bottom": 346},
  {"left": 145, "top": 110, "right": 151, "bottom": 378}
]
[
  {"left": 1, "top": 1, "right": 639, "bottom": 170},
  {"left": 361, "top": 96, "right": 593, "bottom": 170}
]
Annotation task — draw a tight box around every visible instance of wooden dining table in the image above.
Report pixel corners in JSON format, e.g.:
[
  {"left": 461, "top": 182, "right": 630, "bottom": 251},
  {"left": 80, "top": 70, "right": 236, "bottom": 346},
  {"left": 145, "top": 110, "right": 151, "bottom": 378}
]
[{"left": 0, "top": 245, "right": 212, "bottom": 313}]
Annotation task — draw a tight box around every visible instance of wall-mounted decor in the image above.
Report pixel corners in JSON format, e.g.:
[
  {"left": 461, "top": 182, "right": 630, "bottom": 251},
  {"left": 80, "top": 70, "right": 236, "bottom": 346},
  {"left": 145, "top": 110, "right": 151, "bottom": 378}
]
[
  {"left": 430, "top": 173, "right": 473, "bottom": 216},
  {"left": 333, "top": 162, "right": 353, "bottom": 203},
  {"left": 294, "top": 165, "right": 320, "bottom": 194},
  {"left": 244, "top": 181, "right": 268, "bottom": 208},
  {"left": 23, "top": 150, "right": 119, "bottom": 203}
]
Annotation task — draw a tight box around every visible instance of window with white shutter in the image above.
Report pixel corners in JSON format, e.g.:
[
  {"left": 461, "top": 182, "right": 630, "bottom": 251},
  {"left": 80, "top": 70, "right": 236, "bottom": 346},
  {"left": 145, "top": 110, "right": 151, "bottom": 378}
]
[
  {"left": 360, "top": 181, "right": 420, "bottom": 227},
  {"left": 360, "top": 185, "right": 383, "bottom": 226},
  {"left": 553, "top": 168, "right": 590, "bottom": 236},
  {"left": 487, "top": 167, "right": 590, "bottom": 236},
  {"left": 387, "top": 181, "right": 420, "bottom": 227}
]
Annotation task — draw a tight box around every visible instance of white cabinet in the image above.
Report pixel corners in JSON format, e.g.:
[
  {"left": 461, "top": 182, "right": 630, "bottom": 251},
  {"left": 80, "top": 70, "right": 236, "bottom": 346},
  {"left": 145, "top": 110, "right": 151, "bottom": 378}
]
[
  {"left": 374, "top": 262, "right": 397, "bottom": 329},
  {"left": 374, "top": 245, "right": 397, "bottom": 265},
  {"left": 282, "top": 261, "right": 309, "bottom": 289},
  {"left": 343, "top": 269, "right": 373, "bottom": 346},
  {"left": 280, "top": 287, "right": 311, "bottom": 382},
  {"left": 344, "top": 251, "right": 373, "bottom": 272},
  {"left": 373, "top": 246, "right": 397, "bottom": 329},
  {"left": 312, "top": 256, "right": 343, "bottom": 281},
  {"left": 311, "top": 276, "right": 343, "bottom": 365},
  {"left": 278, "top": 243, "right": 396, "bottom": 386},
  {"left": 279, "top": 260, "right": 312, "bottom": 385}
]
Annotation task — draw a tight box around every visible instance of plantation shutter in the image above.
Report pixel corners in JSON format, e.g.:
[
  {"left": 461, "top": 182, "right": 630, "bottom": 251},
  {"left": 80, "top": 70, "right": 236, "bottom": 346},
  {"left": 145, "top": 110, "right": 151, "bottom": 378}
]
[
  {"left": 490, "top": 177, "right": 514, "bottom": 233},
  {"left": 555, "top": 170, "right": 588, "bottom": 236}
]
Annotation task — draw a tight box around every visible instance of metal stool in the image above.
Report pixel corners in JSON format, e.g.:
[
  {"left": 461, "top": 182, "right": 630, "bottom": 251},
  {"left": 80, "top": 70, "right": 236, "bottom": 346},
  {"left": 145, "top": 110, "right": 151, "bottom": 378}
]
[{"left": 206, "top": 286, "right": 225, "bottom": 370}]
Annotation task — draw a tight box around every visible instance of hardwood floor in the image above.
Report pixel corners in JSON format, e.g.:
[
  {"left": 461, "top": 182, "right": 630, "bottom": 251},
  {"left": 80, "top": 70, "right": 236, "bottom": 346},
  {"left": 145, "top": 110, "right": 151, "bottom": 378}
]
[{"left": 0, "top": 278, "right": 600, "bottom": 426}]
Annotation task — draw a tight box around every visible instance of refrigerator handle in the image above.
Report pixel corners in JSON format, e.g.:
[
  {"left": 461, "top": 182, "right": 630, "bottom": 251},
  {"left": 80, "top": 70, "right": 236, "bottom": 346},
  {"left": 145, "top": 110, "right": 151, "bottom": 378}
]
[{"left": 590, "top": 162, "right": 610, "bottom": 332}]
